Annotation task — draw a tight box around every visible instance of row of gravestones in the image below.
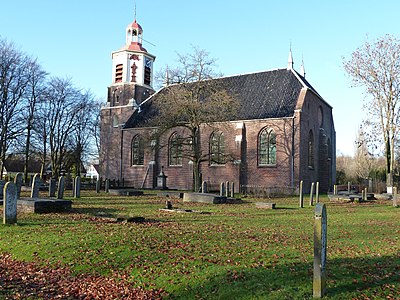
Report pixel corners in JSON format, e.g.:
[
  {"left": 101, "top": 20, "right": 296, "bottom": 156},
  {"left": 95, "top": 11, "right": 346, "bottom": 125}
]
[
  {"left": 0, "top": 173, "right": 84, "bottom": 201},
  {"left": 299, "top": 181, "right": 321, "bottom": 208},
  {"left": 201, "top": 181, "right": 235, "bottom": 198}
]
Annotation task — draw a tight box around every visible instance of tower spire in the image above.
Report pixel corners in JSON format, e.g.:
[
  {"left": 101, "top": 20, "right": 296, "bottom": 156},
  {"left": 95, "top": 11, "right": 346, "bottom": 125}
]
[
  {"left": 287, "top": 44, "right": 294, "bottom": 70},
  {"left": 300, "top": 56, "right": 306, "bottom": 78},
  {"left": 134, "top": 1, "right": 137, "bottom": 20}
]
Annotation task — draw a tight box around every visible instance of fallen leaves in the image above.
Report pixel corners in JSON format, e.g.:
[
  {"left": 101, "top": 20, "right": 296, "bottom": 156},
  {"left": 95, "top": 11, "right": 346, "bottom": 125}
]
[{"left": 0, "top": 253, "right": 166, "bottom": 299}]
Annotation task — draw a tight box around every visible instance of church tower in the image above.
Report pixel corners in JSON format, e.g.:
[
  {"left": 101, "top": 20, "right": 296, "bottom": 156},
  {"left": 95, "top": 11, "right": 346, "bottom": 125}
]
[
  {"left": 108, "top": 18, "right": 156, "bottom": 109},
  {"left": 100, "top": 17, "right": 156, "bottom": 180}
]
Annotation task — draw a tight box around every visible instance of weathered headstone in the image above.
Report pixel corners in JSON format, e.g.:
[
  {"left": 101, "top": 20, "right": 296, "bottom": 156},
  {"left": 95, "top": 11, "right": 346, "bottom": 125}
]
[
  {"left": 219, "top": 182, "right": 225, "bottom": 197},
  {"left": 364, "top": 188, "right": 367, "bottom": 201},
  {"left": 96, "top": 179, "right": 100, "bottom": 193},
  {"left": 14, "top": 173, "right": 23, "bottom": 199},
  {"left": 347, "top": 181, "right": 351, "bottom": 194},
  {"left": 309, "top": 182, "right": 315, "bottom": 206},
  {"left": 333, "top": 184, "right": 337, "bottom": 195},
  {"left": 0, "top": 180, "right": 6, "bottom": 199},
  {"left": 230, "top": 182, "right": 235, "bottom": 198},
  {"left": 165, "top": 200, "right": 172, "bottom": 209},
  {"left": 313, "top": 203, "right": 327, "bottom": 298},
  {"left": 3, "top": 182, "right": 17, "bottom": 224},
  {"left": 201, "top": 181, "right": 208, "bottom": 193},
  {"left": 74, "top": 176, "right": 81, "bottom": 198},
  {"left": 49, "top": 178, "right": 57, "bottom": 197},
  {"left": 57, "top": 176, "right": 65, "bottom": 200},
  {"left": 71, "top": 178, "right": 75, "bottom": 197},
  {"left": 105, "top": 178, "right": 110, "bottom": 193},
  {"left": 315, "top": 182, "right": 320, "bottom": 203},
  {"left": 225, "top": 181, "right": 230, "bottom": 197},
  {"left": 31, "top": 173, "right": 41, "bottom": 198},
  {"left": 299, "top": 180, "right": 304, "bottom": 208}
]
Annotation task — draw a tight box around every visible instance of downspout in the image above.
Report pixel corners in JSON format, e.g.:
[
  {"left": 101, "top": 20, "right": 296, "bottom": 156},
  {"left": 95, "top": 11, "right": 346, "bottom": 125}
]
[
  {"left": 291, "top": 116, "right": 295, "bottom": 189},
  {"left": 120, "top": 127, "right": 124, "bottom": 182}
]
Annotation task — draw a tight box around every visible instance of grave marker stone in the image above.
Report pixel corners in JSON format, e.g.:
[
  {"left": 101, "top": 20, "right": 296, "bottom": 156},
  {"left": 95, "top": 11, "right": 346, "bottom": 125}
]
[
  {"left": 105, "top": 178, "right": 110, "bottom": 193},
  {"left": 0, "top": 180, "right": 6, "bottom": 199},
  {"left": 3, "top": 182, "right": 17, "bottom": 224},
  {"left": 313, "top": 203, "right": 327, "bottom": 298},
  {"left": 299, "top": 180, "right": 304, "bottom": 208},
  {"left": 57, "top": 176, "right": 65, "bottom": 200},
  {"left": 309, "top": 182, "right": 315, "bottom": 206},
  {"left": 201, "top": 181, "right": 208, "bottom": 193},
  {"left": 31, "top": 173, "right": 41, "bottom": 198},
  {"left": 219, "top": 182, "right": 225, "bottom": 197},
  {"left": 225, "top": 181, "right": 230, "bottom": 197},
  {"left": 96, "top": 179, "right": 100, "bottom": 193},
  {"left": 14, "top": 173, "right": 23, "bottom": 199},
  {"left": 74, "top": 176, "right": 81, "bottom": 198},
  {"left": 315, "top": 182, "right": 320, "bottom": 203},
  {"left": 49, "top": 178, "right": 56, "bottom": 197}
]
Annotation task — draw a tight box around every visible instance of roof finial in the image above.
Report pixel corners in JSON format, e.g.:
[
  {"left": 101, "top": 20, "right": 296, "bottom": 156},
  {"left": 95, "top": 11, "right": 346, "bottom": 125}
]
[
  {"left": 287, "top": 43, "right": 294, "bottom": 70},
  {"left": 163, "top": 65, "right": 170, "bottom": 87},
  {"left": 134, "top": 1, "right": 137, "bottom": 21},
  {"left": 300, "top": 55, "right": 306, "bottom": 78}
]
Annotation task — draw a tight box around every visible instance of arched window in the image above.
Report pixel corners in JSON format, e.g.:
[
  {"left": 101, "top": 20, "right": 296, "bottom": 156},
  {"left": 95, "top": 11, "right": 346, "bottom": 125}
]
[
  {"left": 131, "top": 135, "right": 144, "bottom": 166},
  {"left": 308, "top": 130, "right": 314, "bottom": 168},
  {"left": 258, "top": 128, "right": 276, "bottom": 165},
  {"left": 210, "top": 131, "right": 225, "bottom": 165},
  {"left": 169, "top": 132, "right": 182, "bottom": 166}
]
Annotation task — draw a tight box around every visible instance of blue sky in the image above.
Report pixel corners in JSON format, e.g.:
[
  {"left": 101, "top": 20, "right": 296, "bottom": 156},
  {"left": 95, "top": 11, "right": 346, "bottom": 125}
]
[{"left": 1, "top": 1, "right": 399, "bottom": 156}]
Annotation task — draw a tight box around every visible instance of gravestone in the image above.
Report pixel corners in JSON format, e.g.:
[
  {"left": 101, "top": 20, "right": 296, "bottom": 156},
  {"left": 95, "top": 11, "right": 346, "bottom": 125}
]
[
  {"left": 313, "top": 203, "right": 327, "bottom": 298},
  {"left": 14, "top": 173, "right": 23, "bottom": 199},
  {"left": 96, "top": 179, "right": 100, "bottom": 193},
  {"left": 220, "top": 182, "right": 225, "bottom": 197},
  {"left": 333, "top": 184, "right": 337, "bottom": 195},
  {"left": 225, "top": 181, "right": 230, "bottom": 197},
  {"left": 309, "top": 182, "right": 315, "bottom": 206},
  {"left": 105, "top": 179, "right": 110, "bottom": 193},
  {"left": 71, "top": 178, "right": 75, "bottom": 197},
  {"left": 49, "top": 178, "right": 56, "bottom": 197},
  {"left": 74, "top": 176, "right": 81, "bottom": 198},
  {"left": 230, "top": 182, "right": 235, "bottom": 198},
  {"left": 165, "top": 200, "right": 172, "bottom": 209},
  {"left": 299, "top": 180, "right": 304, "bottom": 208},
  {"left": 347, "top": 181, "right": 351, "bottom": 194},
  {"left": 3, "top": 182, "right": 17, "bottom": 224},
  {"left": 57, "top": 176, "right": 65, "bottom": 200},
  {"left": 315, "top": 182, "right": 320, "bottom": 203},
  {"left": 0, "top": 180, "right": 6, "bottom": 199},
  {"left": 31, "top": 173, "right": 41, "bottom": 198},
  {"left": 157, "top": 167, "right": 168, "bottom": 189},
  {"left": 201, "top": 181, "right": 208, "bottom": 193}
]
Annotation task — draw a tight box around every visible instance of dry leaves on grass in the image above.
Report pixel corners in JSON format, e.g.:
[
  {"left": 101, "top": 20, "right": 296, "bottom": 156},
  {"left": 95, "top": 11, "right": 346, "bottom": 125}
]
[{"left": 0, "top": 253, "right": 165, "bottom": 299}]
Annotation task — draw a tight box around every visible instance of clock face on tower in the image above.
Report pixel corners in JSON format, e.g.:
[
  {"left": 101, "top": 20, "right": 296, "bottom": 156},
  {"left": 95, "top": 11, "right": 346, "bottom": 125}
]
[{"left": 145, "top": 57, "right": 152, "bottom": 68}]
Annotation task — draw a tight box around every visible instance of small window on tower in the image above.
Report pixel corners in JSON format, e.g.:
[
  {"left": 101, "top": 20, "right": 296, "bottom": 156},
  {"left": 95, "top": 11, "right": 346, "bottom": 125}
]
[{"left": 115, "top": 64, "right": 123, "bottom": 83}]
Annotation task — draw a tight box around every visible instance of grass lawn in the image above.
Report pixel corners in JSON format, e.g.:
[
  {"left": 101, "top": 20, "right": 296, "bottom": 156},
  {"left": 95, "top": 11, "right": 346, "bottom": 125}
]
[{"left": 0, "top": 190, "right": 399, "bottom": 299}]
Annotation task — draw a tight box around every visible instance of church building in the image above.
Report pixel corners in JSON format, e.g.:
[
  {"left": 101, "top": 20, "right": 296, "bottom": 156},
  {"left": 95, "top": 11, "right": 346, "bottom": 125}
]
[{"left": 99, "top": 18, "right": 336, "bottom": 193}]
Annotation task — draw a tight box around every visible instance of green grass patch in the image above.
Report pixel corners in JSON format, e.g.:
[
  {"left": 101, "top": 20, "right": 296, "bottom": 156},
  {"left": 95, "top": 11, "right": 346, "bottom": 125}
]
[{"left": 0, "top": 191, "right": 399, "bottom": 299}]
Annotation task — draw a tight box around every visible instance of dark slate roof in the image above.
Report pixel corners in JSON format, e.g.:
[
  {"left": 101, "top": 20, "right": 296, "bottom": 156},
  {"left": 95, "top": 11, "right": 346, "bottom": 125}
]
[{"left": 124, "top": 68, "right": 321, "bottom": 129}]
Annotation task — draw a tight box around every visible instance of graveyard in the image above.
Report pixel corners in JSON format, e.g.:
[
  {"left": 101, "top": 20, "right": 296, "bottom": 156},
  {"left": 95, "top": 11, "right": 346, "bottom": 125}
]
[{"left": 0, "top": 187, "right": 398, "bottom": 299}]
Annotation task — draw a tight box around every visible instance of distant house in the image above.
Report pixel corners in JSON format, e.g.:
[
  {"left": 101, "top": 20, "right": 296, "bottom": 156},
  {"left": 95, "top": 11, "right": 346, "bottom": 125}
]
[
  {"left": 99, "top": 18, "right": 336, "bottom": 193},
  {"left": 86, "top": 164, "right": 100, "bottom": 180}
]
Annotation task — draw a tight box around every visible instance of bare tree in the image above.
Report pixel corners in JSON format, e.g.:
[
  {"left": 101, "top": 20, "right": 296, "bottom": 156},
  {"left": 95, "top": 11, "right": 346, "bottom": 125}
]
[
  {"left": 0, "top": 38, "right": 32, "bottom": 177},
  {"left": 22, "top": 59, "right": 47, "bottom": 182},
  {"left": 155, "top": 45, "right": 223, "bottom": 88},
  {"left": 344, "top": 34, "right": 400, "bottom": 185},
  {"left": 68, "top": 90, "right": 98, "bottom": 176},
  {"left": 41, "top": 77, "right": 89, "bottom": 178},
  {"left": 149, "top": 80, "right": 239, "bottom": 191}
]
